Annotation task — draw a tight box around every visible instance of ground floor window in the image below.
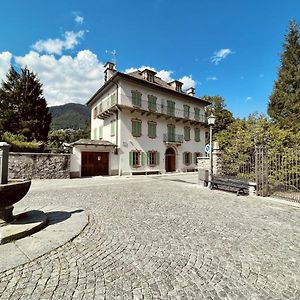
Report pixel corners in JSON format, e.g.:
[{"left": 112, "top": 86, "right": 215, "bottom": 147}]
[
  {"left": 129, "top": 150, "right": 146, "bottom": 168},
  {"left": 183, "top": 151, "right": 192, "bottom": 165},
  {"left": 147, "top": 150, "right": 160, "bottom": 166},
  {"left": 194, "top": 152, "right": 202, "bottom": 164}
]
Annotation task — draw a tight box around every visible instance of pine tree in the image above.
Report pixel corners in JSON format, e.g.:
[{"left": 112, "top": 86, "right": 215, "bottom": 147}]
[
  {"left": 0, "top": 66, "right": 51, "bottom": 141},
  {"left": 268, "top": 19, "right": 300, "bottom": 132}
]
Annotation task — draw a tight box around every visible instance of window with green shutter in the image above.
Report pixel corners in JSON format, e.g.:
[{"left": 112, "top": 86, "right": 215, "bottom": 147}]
[
  {"left": 194, "top": 128, "right": 200, "bottom": 142},
  {"left": 99, "top": 126, "right": 103, "bottom": 139},
  {"left": 183, "top": 105, "right": 190, "bottom": 119},
  {"left": 110, "top": 93, "right": 117, "bottom": 106},
  {"left": 167, "top": 124, "right": 175, "bottom": 142},
  {"left": 131, "top": 91, "right": 142, "bottom": 107},
  {"left": 93, "top": 128, "right": 97, "bottom": 139},
  {"left": 167, "top": 100, "right": 175, "bottom": 116},
  {"left": 110, "top": 120, "right": 116, "bottom": 136},
  {"left": 132, "top": 119, "right": 142, "bottom": 137},
  {"left": 194, "top": 107, "right": 200, "bottom": 121},
  {"left": 148, "top": 95, "right": 157, "bottom": 111},
  {"left": 147, "top": 150, "right": 159, "bottom": 166},
  {"left": 184, "top": 126, "right": 190, "bottom": 141},
  {"left": 129, "top": 150, "right": 142, "bottom": 168},
  {"left": 183, "top": 152, "right": 192, "bottom": 165},
  {"left": 148, "top": 121, "right": 157, "bottom": 138}
]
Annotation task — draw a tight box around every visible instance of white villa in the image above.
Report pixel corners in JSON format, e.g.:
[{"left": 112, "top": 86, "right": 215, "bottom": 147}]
[{"left": 70, "top": 62, "right": 210, "bottom": 177}]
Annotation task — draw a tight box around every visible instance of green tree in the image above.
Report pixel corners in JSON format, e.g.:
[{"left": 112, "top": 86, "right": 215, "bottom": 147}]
[
  {"left": 203, "top": 95, "right": 234, "bottom": 136},
  {"left": 0, "top": 66, "right": 51, "bottom": 141},
  {"left": 268, "top": 19, "right": 300, "bottom": 132}
]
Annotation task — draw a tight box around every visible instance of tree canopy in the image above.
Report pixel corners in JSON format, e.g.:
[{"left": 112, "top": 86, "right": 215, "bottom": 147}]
[
  {"left": 268, "top": 19, "right": 300, "bottom": 132},
  {"left": 0, "top": 66, "right": 51, "bottom": 141}
]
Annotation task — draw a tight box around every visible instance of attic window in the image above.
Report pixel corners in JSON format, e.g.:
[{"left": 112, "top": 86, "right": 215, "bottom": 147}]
[
  {"left": 176, "top": 84, "right": 181, "bottom": 92},
  {"left": 147, "top": 73, "right": 154, "bottom": 82}
]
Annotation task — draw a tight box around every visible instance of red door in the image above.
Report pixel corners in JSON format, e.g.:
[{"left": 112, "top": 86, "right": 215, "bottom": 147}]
[{"left": 81, "top": 152, "right": 109, "bottom": 176}]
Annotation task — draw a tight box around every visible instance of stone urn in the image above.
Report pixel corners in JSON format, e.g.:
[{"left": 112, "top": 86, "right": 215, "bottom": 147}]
[{"left": 0, "top": 142, "right": 31, "bottom": 225}]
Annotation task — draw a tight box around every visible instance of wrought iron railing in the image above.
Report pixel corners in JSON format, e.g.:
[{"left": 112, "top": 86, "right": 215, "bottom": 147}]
[{"left": 163, "top": 134, "right": 184, "bottom": 144}]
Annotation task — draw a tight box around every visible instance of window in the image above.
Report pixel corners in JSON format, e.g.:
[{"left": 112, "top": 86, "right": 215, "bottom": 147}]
[
  {"left": 132, "top": 119, "right": 142, "bottom": 137},
  {"left": 184, "top": 126, "right": 190, "bottom": 141},
  {"left": 183, "top": 152, "right": 192, "bottom": 165},
  {"left": 148, "top": 95, "right": 157, "bottom": 111},
  {"left": 147, "top": 73, "right": 154, "bottom": 82},
  {"left": 110, "top": 93, "right": 117, "bottom": 106},
  {"left": 147, "top": 150, "right": 160, "bottom": 166},
  {"left": 97, "top": 102, "right": 103, "bottom": 114},
  {"left": 167, "top": 100, "right": 175, "bottom": 116},
  {"left": 129, "top": 150, "right": 146, "bottom": 168},
  {"left": 194, "top": 107, "right": 200, "bottom": 121},
  {"left": 194, "top": 128, "right": 200, "bottom": 142},
  {"left": 110, "top": 119, "right": 116, "bottom": 136},
  {"left": 93, "top": 128, "right": 97, "bottom": 139},
  {"left": 99, "top": 126, "right": 103, "bottom": 139},
  {"left": 167, "top": 124, "right": 175, "bottom": 142},
  {"left": 183, "top": 105, "right": 190, "bottom": 119},
  {"left": 93, "top": 107, "right": 97, "bottom": 119},
  {"left": 148, "top": 121, "right": 157, "bottom": 138},
  {"left": 131, "top": 91, "right": 142, "bottom": 107},
  {"left": 194, "top": 152, "right": 202, "bottom": 164}
]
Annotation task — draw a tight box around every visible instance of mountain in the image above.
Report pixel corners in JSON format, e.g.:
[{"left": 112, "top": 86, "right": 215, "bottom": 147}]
[{"left": 49, "top": 103, "right": 90, "bottom": 130}]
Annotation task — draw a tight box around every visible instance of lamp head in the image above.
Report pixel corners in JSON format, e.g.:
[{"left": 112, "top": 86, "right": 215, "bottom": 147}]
[{"left": 207, "top": 114, "right": 216, "bottom": 126}]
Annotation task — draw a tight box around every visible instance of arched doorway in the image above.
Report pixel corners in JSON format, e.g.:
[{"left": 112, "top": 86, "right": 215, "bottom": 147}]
[{"left": 165, "top": 147, "right": 176, "bottom": 172}]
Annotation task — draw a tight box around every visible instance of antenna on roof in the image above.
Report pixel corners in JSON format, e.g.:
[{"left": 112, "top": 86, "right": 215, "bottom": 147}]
[{"left": 105, "top": 49, "right": 117, "bottom": 65}]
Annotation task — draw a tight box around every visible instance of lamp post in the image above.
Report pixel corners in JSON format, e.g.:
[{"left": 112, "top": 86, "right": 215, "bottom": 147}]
[{"left": 207, "top": 114, "right": 216, "bottom": 188}]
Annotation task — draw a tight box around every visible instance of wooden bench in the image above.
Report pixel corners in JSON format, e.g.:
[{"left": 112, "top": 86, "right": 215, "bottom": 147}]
[{"left": 210, "top": 175, "right": 249, "bottom": 196}]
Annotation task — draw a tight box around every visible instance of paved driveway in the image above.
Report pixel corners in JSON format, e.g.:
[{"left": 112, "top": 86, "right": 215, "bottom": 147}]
[{"left": 0, "top": 174, "right": 299, "bottom": 299}]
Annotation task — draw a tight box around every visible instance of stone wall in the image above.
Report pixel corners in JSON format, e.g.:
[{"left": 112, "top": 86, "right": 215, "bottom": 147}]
[{"left": 8, "top": 153, "right": 71, "bottom": 179}]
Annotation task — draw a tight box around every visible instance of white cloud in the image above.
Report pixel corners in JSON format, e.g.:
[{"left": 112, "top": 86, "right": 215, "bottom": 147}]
[
  {"left": 15, "top": 50, "right": 104, "bottom": 106},
  {"left": 0, "top": 51, "right": 12, "bottom": 80},
  {"left": 206, "top": 76, "right": 218, "bottom": 81},
  {"left": 245, "top": 96, "right": 252, "bottom": 102},
  {"left": 179, "top": 75, "right": 195, "bottom": 90},
  {"left": 32, "top": 30, "right": 86, "bottom": 55},
  {"left": 210, "top": 48, "right": 234, "bottom": 65},
  {"left": 75, "top": 14, "right": 84, "bottom": 25}
]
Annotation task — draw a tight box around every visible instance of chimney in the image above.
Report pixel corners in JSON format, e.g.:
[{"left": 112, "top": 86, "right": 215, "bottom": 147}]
[
  {"left": 104, "top": 62, "right": 116, "bottom": 82},
  {"left": 169, "top": 80, "right": 183, "bottom": 92},
  {"left": 186, "top": 87, "right": 195, "bottom": 96}
]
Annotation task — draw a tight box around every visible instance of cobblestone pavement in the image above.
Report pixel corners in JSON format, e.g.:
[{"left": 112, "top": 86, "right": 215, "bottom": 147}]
[{"left": 0, "top": 174, "right": 299, "bottom": 299}]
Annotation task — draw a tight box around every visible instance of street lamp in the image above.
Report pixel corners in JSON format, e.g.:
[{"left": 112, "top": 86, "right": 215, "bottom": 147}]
[{"left": 207, "top": 114, "right": 216, "bottom": 188}]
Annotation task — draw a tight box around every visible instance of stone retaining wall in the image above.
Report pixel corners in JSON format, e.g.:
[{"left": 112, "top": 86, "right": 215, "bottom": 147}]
[{"left": 8, "top": 153, "right": 71, "bottom": 179}]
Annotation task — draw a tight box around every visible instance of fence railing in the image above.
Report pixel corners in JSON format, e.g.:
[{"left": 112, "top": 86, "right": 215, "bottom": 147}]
[{"left": 220, "top": 146, "right": 300, "bottom": 201}]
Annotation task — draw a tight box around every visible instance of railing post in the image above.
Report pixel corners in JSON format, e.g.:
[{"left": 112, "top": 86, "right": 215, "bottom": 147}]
[{"left": 0, "top": 142, "right": 11, "bottom": 184}]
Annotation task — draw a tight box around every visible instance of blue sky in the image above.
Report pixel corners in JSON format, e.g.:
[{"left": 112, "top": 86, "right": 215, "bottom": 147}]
[{"left": 0, "top": 0, "right": 299, "bottom": 118}]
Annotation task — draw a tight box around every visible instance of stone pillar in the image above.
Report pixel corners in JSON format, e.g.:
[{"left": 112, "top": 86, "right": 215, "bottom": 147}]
[
  {"left": 0, "top": 142, "right": 10, "bottom": 184},
  {"left": 212, "top": 141, "right": 222, "bottom": 175}
]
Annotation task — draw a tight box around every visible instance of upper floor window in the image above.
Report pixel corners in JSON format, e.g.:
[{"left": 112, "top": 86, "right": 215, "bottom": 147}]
[
  {"left": 110, "top": 93, "right": 117, "bottom": 106},
  {"left": 194, "top": 107, "right": 200, "bottom": 121},
  {"left": 184, "top": 126, "right": 190, "bottom": 141},
  {"left": 93, "top": 128, "right": 97, "bottom": 139},
  {"left": 194, "top": 127, "right": 200, "bottom": 142},
  {"left": 148, "top": 121, "right": 157, "bottom": 138},
  {"left": 183, "top": 105, "right": 190, "bottom": 119},
  {"left": 147, "top": 73, "right": 154, "bottom": 82},
  {"left": 132, "top": 119, "right": 142, "bottom": 137},
  {"left": 131, "top": 90, "right": 142, "bottom": 107},
  {"left": 110, "top": 119, "right": 116, "bottom": 136},
  {"left": 167, "top": 124, "right": 175, "bottom": 141},
  {"left": 148, "top": 95, "right": 157, "bottom": 111},
  {"left": 167, "top": 100, "right": 175, "bottom": 116}
]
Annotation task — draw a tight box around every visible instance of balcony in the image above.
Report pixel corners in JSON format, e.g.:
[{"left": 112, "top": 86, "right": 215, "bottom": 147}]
[
  {"left": 163, "top": 134, "right": 184, "bottom": 144},
  {"left": 96, "top": 94, "right": 118, "bottom": 119}
]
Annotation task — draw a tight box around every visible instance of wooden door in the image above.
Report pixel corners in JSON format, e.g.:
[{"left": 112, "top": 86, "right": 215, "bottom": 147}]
[
  {"left": 81, "top": 152, "right": 109, "bottom": 176},
  {"left": 165, "top": 148, "right": 176, "bottom": 172}
]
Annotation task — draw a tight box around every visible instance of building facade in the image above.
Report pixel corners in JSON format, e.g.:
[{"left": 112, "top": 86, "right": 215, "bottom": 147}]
[{"left": 71, "top": 63, "right": 210, "bottom": 177}]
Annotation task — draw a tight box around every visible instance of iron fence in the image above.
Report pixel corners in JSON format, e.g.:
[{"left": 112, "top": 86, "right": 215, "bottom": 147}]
[{"left": 220, "top": 146, "right": 300, "bottom": 202}]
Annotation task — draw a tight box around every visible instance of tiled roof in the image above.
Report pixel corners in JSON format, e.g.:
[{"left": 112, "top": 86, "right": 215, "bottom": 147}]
[{"left": 71, "top": 139, "right": 116, "bottom": 147}]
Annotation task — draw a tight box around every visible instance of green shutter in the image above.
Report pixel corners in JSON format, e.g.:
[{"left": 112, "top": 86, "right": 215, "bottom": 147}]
[
  {"left": 99, "top": 126, "right": 103, "bottom": 139},
  {"left": 156, "top": 151, "right": 160, "bottom": 165},
  {"left": 147, "top": 151, "right": 149, "bottom": 165},
  {"left": 183, "top": 152, "right": 185, "bottom": 164},
  {"left": 141, "top": 152, "right": 146, "bottom": 166},
  {"left": 93, "top": 128, "right": 97, "bottom": 139},
  {"left": 129, "top": 151, "right": 133, "bottom": 166},
  {"left": 189, "top": 152, "right": 192, "bottom": 165}
]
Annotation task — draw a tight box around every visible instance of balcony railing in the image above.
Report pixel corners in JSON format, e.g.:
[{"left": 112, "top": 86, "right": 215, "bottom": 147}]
[
  {"left": 163, "top": 134, "right": 184, "bottom": 144},
  {"left": 96, "top": 92, "right": 206, "bottom": 123}
]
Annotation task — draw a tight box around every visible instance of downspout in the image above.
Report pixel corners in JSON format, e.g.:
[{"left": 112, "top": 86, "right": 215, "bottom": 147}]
[{"left": 111, "top": 78, "right": 121, "bottom": 176}]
